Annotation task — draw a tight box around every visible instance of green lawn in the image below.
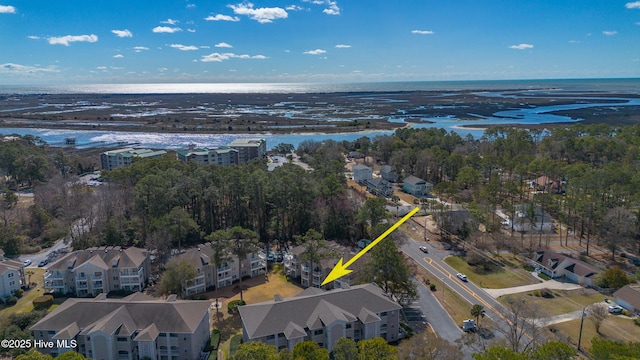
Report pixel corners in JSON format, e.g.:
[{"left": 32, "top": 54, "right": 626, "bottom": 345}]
[
  {"left": 444, "top": 256, "right": 539, "bottom": 289},
  {"left": 498, "top": 289, "right": 606, "bottom": 317},
  {"left": 0, "top": 268, "right": 52, "bottom": 316}
]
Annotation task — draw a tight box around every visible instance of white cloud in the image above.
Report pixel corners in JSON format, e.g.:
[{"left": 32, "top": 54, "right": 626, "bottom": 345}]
[
  {"left": 636, "top": 22, "right": 640, "bottom": 25},
  {"left": 112, "top": 29, "right": 133, "bottom": 38},
  {"left": 186, "top": 3, "right": 196, "bottom": 9},
  {"left": 200, "top": 52, "right": 268, "bottom": 62},
  {"left": 228, "top": 3, "right": 288, "bottom": 23},
  {"left": 27, "top": 35, "right": 40, "bottom": 40},
  {"left": 200, "top": 45, "right": 210, "bottom": 49},
  {"left": 96, "top": 66, "right": 107, "bottom": 70},
  {"left": 304, "top": 49, "right": 326, "bottom": 55},
  {"left": 335, "top": 44, "right": 351, "bottom": 48},
  {"left": 509, "top": 43, "right": 534, "bottom": 50},
  {"left": 187, "top": 29, "right": 196, "bottom": 33},
  {"left": 113, "top": 54, "right": 124, "bottom": 58},
  {"left": 204, "top": 14, "right": 240, "bottom": 21},
  {"left": 170, "top": 43, "right": 199, "bottom": 51},
  {"left": 133, "top": 46, "right": 149, "bottom": 52},
  {"left": 568, "top": 40, "right": 580, "bottom": 43},
  {"left": 0, "top": 5, "right": 16, "bottom": 13},
  {"left": 48, "top": 34, "right": 98, "bottom": 46},
  {"left": 286, "top": 5, "right": 304, "bottom": 11},
  {"left": 411, "top": 30, "right": 434, "bottom": 35},
  {"left": 602, "top": 30, "right": 618, "bottom": 36},
  {"left": 323, "top": 1, "right": 340, "bottom": 15},
  {"left": 161, "top": 18, "right": 179, "bottom": 25},
  {"left": 0, "top": 63, "right": 58, "bottom": 74},
  {"left": 625, "top": 1, "right": 640, "bottom": 9},
  {"left": 152, "top": 26, "right": 182, "bottom": 33},
  {"left": 215, "top": 42, "right": 233, "bottom": 48}
]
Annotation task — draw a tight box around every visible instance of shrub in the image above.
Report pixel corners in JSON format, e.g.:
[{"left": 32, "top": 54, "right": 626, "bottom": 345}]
[
  {"left": 532, "top": 290, "right": 541, "bottom": 297},
  {"left": 540, "top": 288, "right": 554, "bottom": 298},
  {"left": 229, "top": 334, "right": 243, "bottom": 355},
  {"left": 33, "top": 295, "right": 54, "bottom": 310},
  {"left": 634, "top": 318, "right": 640, "bottom": 327},
  {"left": 6, "top": 296, "right": 18, "bottom": 305},
  {"left": 204, "top": 329, "right": 221, "bottom": 352},
  {"left": 621, "top": 309, "right": 632, "bottom": 317},
  {"left": 228, "top": 299, "right": 246, "bottom": 314},
  {"left": 429, "top": 284, "right": 436, "bottom": 291},
  {"left": 14, "top": 289, "right": 24, "bottom": 298}
]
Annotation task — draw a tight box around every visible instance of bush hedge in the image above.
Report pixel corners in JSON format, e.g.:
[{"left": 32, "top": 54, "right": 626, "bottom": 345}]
[
  {"left": 229, "top": 334, "right": 243, "bottom": 356},
  {"left": 204, "top": 330, "right": 221, "bottom": 352},
  {"left": 33, "top": 295, "right": 54, "bottom": 310},
  {"left": 228, "top": 299, "right": 246, "bottom": 314},
  {"left": 6, "top": 296, "right": 18, "bottom": 306}
]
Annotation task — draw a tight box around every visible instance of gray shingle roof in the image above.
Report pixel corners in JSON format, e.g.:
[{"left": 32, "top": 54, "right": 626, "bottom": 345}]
[
  {"left": 48, "top": 246, "right": 148, "bottom": 271},
  {"left": 31, "top": 295, "right": 210, "bottom": 336},
  {"left": 239, "top": 283, "right": 401, "bottom": 340}
]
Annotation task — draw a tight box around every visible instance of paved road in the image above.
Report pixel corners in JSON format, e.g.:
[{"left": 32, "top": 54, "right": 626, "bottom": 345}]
[
  {"left": 484, "top": 279, "right": 582, "bottom": 298},
  {"left": 399, "top": 236, "right": 512, "bottom": 341},
  {"left": 19, "top": 238, "right": 68, "bottom": 269},
  {"left": 410, "top": 277, "right": 463, "bottom": 342}
]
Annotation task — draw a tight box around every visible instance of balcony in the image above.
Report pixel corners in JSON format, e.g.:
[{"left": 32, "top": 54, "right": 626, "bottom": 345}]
[{"left": 301, "top": 265, "right": 310, "bottom": 272}]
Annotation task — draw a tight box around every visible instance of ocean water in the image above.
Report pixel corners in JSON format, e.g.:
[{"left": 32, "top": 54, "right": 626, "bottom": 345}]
[{"left": 1, "top": 78, "right": 639, "bottom": 95}]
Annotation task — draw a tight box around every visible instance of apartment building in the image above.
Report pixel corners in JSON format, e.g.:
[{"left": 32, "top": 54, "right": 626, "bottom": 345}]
[
  {"left": 44, "top": 246, "right": 150, "bottom": 297},
  {"left": 228, "top": 138, "right": 267, "bottom": 163},
  {"left": 176, "top": 243, "right": 266, "bottom": 297},
  {"left": 100, "top": 148, "right": 168, "bottom": 170},
  {"left": 0, "top": 249, "right": 26, "bottom": 299},
  {"left": 239, "top": 283, "right": 402, "bottom": 352},
  {"left": 175, "top": 147, "right": 239, "bottom": 166},
  {"left": 284, "top": 241, "right": 357, "bottom": 290},
  {"left": 30, "top": 293, "right": 211, "bottom": 360}
]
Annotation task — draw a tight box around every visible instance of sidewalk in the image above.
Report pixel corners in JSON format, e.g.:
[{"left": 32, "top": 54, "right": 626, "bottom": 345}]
[{"left": 484, "top": 275, "right": 582, "bottom": 298}]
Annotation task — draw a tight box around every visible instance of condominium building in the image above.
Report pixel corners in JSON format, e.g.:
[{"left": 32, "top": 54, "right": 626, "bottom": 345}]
[
  {"left": 284, "top": 241, "right": 357, "bottom": 290},
  {"left": 176, "top": 243, "right": 266, "bottom": 297},
  {"left": 44, "top": 246, "right": 150, "bottom": 297},
  {"left": 100, "top": 148, "right": 168, "bottom": 170},
  {"left": 228, "top": 138, "right": 267, "bottom": 163},
  {"left": 0, "top": 249, "right": 26, "bottom": 299},
  {"left": 175, "top": 147, "right": 239, "bottom": 166},
  {"left": 30, "top": 293, "right": 211, "bottom": 360},
  {"left": 239, "top": 283, "right": 402, "bottom": 352}
]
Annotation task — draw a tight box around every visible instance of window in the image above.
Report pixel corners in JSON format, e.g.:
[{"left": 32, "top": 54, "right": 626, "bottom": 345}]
[
  {"left": 266, "top": 335, "right": 275, "bottom": 340},
  {"left": 117, "top": 337, "right": 127, "bottom": 342},
  {"left": 346, "top": 324, "right": 352, "bottom": 329},
  {"left": 314, "top": 330, "right": 323, "bottom": 336},
  {"left": 380, "top": 311, "right": 388, "bottom": 317},
  {"left": 8, "top": 273, "right": 13, "bottom": 278},
  {"left": 170, "top": 333, "right": 178, "bottom": 338},
  {"left": 278, "top": 333, "right": 285, "bottom": 338}
]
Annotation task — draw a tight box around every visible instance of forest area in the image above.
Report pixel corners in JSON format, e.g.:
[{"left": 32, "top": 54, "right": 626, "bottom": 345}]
[{"left": 1, "top": 123, "right": 640, "bottom": 270}]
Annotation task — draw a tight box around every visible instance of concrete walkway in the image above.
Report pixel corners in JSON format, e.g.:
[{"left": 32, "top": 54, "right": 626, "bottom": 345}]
[{"left": 484, "top": 277, "right": 582, "bottom": 298}]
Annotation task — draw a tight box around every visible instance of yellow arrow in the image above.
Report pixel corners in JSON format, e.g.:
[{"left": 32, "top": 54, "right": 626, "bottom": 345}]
[{"left": 321, "top": 206, "right": 420, "bottom": 286}]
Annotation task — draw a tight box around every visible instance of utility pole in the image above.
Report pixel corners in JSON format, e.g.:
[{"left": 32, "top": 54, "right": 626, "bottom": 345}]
[{"left": 577, "top": 307, "right": 586, "bottom": 352}]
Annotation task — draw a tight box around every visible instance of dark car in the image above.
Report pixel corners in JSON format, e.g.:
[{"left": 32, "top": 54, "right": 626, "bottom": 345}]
[
  {"left": 38, "top": 259, "right": 48, "bottom": 267},
  {"left": 267, "top": 253, "right": 275, "bottom": 262}
]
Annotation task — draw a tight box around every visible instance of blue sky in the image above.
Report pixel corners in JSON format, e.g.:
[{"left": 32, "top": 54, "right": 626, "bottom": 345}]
[{"left": 1, "top": 1, "right": 639, "bottom": 84}]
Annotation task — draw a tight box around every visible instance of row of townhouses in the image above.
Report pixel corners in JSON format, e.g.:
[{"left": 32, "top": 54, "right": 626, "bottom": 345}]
[
  {"left": 31, "top": 293, "right": 211, "bottom": 360},
  {"left": 100, "top": 138, "right": 267, "bottom": 170},
  {"left": 44, "top": 246, "right": 150, "bottom": 297},
  {"left": 176, "top": 242, "right": 267, "bottom": 297},
  {"left": 239, "top": 283, "right": 402, "bottom": 352},
  {"left": 284, "top": 241, "right": 360, "bottom": 290},
  {"left": 0, "top": 249, "right": 26, "bottom": 299}
]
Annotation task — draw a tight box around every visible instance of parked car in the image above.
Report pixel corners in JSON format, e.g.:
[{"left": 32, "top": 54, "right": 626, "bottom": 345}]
[
  {"left": 38, "top": 259, "right": 48, "bottom": 267},
  {"left": 462, "top": 319, "right": 477, "bottom": 332},
  {"left": 456, "top": 273, "right": 468, "bottom": 282},
  {"left": 608, "top": 305, "right": 623, "bottom": 314},
  {"left": 23, "top": 259, "right": 32, "bottom": 266},
  {"left": 419, "top": 246, "right": 429, "bottom": 253},
  {"left": 267, "top": 253, "right": 275, "bottom": 262}
]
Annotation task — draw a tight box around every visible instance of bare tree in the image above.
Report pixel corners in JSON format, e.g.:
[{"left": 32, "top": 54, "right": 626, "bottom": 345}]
[
  {"left": 587, "top": 303, "right": 609, "bottom": 334},
  {"left": 399, "top": 329, "right": 463, "bottom": 360},
  {"left": 498, "top": 298, "right": 548, "bottom": 353}
]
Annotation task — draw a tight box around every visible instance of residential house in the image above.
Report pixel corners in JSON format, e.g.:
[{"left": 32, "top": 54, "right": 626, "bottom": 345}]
[
  {"left": 365, "top": 178, "right": 394, "bottom": 198},
  {"left": 530, "top": 250, "right": 599, "bottom": 286},
  {"left": 239, "top": 283, "right": 402, "bottom": 352},
  {"left": 229, "top": 138, "right": 267, "bottom": 163},
  {"left": 402, "top": 175, "right": 432, "bottom": 197},
  {"left": 30, "top": 293, "right": 211, "bottom": 360},
  {"left": 352, "top": 165, "right": 373, "bottom": 184},
  {"left": 347, "top": 151, "right": 364, "bottom": 160},
  {"left": 100, "top": 148, "right": 167, "bottom": 170},
  {"left": 284, "top": 241, "right": 357, "bottom": 290},
  {"left": 44, "top": 246, "right": 150, "bottom": 297},
  {"left": 530, "top": 175, "right": 563, "bottom": 193},
  {"left": 613, "top": 285, "right": 640, "bottom": 315},
  {"left": 176, "top": 147, "right": 239, "bottom": 166},
  {"left": 379, "top": 165, "right": 397, "bottom": 183},
  {"left": 510, "top": 204, "right": 554, "bottom": 233},
  {"left": 175, "top": 243, "right": 266, "bottom": 297},
  {"left": 0, "top": 249, "right": 26, "bottom": 299}
]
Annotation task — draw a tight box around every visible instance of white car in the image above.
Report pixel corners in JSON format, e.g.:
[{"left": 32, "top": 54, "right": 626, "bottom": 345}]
[
  {"left": 608, "top": 305, "right": 623, "bottom": 314},
  {"left": 23, "top": 259, "right": 32, "bottom": 266},
  {"left": 419, "top": 246, "right": 429, "bottom": 253},
  {"left": 456, "top": 273, "right": 468, "bottom": 282}
]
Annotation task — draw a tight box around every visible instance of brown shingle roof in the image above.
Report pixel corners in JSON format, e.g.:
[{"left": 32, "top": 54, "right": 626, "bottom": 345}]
[{"left": 613, "top": 285, "right": 640, "bottom": 310}]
